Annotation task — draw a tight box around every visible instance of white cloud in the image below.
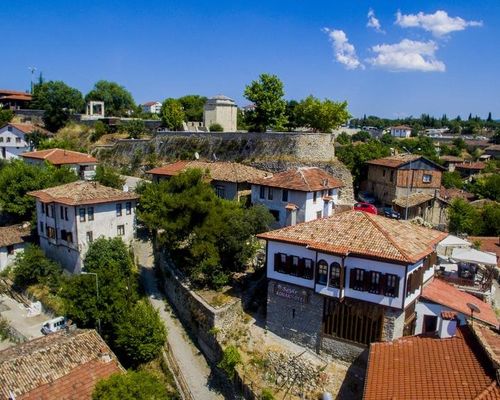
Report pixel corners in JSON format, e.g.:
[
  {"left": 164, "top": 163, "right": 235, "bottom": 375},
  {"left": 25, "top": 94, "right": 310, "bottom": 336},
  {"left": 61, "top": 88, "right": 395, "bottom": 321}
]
[
  {"left": 367, "top": 39, "right": 445, "bottom": 72},
  {"left": 367, "top": 9, "right": 384, "bottom": 33},
  {"left": 395, "top": 10, "right": 482, "bottom": 37},
  {"left": 323, "top": 28, "right": 364, "bottom": 70}
]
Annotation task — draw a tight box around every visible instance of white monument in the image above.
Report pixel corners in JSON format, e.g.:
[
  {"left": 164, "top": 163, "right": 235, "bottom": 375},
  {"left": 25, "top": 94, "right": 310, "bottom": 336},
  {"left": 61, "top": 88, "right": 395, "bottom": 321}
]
[
  {"left": 203, "top": 95, "right": 237, "bottom": 132},
  {"left": 86, "top": 101, "right": 105, "bottom": 118}
]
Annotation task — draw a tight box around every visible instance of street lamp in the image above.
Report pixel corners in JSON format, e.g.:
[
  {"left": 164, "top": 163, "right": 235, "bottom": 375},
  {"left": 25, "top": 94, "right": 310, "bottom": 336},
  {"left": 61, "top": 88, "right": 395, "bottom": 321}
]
[{"left": 81, "top": 271, "right": 101, "bottom": 334}]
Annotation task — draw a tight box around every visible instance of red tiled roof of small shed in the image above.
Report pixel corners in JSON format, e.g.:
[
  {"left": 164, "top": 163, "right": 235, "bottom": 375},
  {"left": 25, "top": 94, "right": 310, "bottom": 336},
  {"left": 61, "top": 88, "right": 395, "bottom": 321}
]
[
  {"left": 0, "top": 329, "right": 124, "bottom": 400},
  {"left": 28, "top": 181, "right": 138, "bottom": 206},
  {"left": 147, "top": 160, "right": 269, "bottom": 183},
  {"left": 363, "top": 327, "right": 500, "bottom": 400},
  {"left": 258, "top": 210, "right": 447, "bottom": 264},
  {"left": 249, "top": 167, "right": 343, "bottom": 192},
  {"left": 21, "top": 148, "right": 97, "bottom": 165},
  {"left": 422, "top": 278, "right": 498, "bottom": 327},
  {"left": 456, "top": 161, "right": 486, "bottom": 170}
]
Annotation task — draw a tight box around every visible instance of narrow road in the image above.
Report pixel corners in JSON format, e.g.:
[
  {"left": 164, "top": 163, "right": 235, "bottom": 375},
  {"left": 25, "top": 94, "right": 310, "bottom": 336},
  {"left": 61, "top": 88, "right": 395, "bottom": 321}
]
[{"left": 134, "top": 239, "right": 225, "bottom": 400}]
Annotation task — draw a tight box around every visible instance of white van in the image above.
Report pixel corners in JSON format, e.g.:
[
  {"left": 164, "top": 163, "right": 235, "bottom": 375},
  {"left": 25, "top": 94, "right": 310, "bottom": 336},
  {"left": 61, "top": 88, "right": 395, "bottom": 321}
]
[{"left": 41, "top": 316, "right": 67, "bottom": 335}]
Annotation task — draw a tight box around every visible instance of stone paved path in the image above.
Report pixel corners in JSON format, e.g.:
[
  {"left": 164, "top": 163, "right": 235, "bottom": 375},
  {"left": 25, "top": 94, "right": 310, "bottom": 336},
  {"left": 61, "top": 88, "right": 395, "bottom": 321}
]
[{"left": 134, "top": 239, "right": 225, "bottom": 400}]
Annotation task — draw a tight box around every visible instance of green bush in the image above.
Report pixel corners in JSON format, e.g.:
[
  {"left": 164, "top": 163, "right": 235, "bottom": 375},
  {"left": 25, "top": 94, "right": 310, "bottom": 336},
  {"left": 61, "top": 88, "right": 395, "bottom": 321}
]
[
  {"left": 261, "top": 388, "right": 275, "bottom": 400},
  {"left": 209, "top": 123, "right": 224, "bottom": 132},
  {"left": 92, "top": 371, "right": 171, "bottom": 400},
  {"left": 218, "top": 345, "right": 241, "bottom": 379},
  {"left": 13, "top": 245, "right": 62, "bottom": 289}
]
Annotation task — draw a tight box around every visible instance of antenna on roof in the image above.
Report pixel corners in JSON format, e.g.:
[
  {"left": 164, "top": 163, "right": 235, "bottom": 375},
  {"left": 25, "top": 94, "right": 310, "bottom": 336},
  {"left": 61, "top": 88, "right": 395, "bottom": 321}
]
[{"left": 194, "top": 152, "right": 200, "bottom": 160}]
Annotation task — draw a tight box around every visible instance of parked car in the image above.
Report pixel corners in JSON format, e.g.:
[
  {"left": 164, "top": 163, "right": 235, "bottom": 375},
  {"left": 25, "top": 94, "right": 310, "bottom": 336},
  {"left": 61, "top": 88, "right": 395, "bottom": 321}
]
[
  {"left": 354, "top": 202, "right": 378, "bottom": 215},
  {"left": 41, "top": 316, "right": 67, "bottom": 335},
  {"left": 358, "top": 191, "right": 376, "bottom": 204},
  {"left": 384, "top": 207, "right": 401, "bottom": 219}
]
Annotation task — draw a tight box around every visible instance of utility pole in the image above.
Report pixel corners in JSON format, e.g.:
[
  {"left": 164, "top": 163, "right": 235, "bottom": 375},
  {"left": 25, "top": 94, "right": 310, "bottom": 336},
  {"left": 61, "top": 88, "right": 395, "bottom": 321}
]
[{"left": 28, "top": 66, "right": 37, "bottom": 94}]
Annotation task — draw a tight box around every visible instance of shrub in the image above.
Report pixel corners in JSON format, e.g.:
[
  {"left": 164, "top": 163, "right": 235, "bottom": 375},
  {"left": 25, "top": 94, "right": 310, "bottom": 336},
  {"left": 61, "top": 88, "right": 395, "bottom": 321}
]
[
  {"left": 209, "top": 123, "right": 224, "bottom": 132},
  {"left": 13, "top": 245, "right": 62, "bottom": 289},
  {"left": 92, "top": 371, "right": 171, "bottom": 400},
  {"left": 218, "top": 345, "right": 241, "bottom": 379},
  {"left": 261, "top": 388, "right": 276, "bottom": 400}
]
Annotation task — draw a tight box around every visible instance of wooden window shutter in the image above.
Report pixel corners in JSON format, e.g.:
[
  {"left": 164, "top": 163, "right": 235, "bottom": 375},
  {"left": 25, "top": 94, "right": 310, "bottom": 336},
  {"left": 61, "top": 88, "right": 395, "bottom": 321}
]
[
  {"left": 298, "top": 258, "right": 305, "bottom": 277},
  {"left": 363, "top": 270, "right": 371, "bottom": 291},
  {"left": 285, "top": 255, "right": 292, "bottom": 274},
  {"left": 379, "top": 273, "right": 386, "bottom": 294},
  {"left": 349, "top": 268, "right": 356, "bottom": 289},
  {"left": 394, "top": 275, "right": 400, "bottom": 295},
  {"left": 274, "top": 253, "right": 280, "bottom": 271},
  {"left": 407, "top": 273, "right": 412, "bottom": 296}
]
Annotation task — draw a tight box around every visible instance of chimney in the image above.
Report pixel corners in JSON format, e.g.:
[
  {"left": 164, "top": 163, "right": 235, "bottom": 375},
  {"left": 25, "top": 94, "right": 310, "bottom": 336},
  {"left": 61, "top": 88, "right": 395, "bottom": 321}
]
[{"left": 438, "top": 311, "right": 457, "bottom": 338}]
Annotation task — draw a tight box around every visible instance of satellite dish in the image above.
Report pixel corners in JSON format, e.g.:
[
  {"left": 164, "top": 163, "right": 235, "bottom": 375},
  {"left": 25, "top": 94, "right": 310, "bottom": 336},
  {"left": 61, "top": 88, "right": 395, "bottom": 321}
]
[
  {"left": 467, "top": 303, "right": 480, "bottom": 314},
  {"left": 194, "top": 152, "right": 200, "bottom": 160}
]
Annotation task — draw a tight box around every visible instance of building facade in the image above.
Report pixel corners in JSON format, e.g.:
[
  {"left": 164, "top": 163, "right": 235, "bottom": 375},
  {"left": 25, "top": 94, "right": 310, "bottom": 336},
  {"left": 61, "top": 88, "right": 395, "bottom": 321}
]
[
  {"left": 390, "top": 125, "right": 412, "bottom": 138},
  {"left": 141, "top": 101, "right": 162, "bottom": 114},
  {"left": 258, "top": 211, "right": 447, "bottom": 360},
  {"left": 29, "top": 181, "right": 138, "bottom": 273},
  {"left": 0, "top": 89, "right": 32, "bottom": 110},
  {"left": 0, "top": 123, "right": 43, "bottom": 160},
  {"left": 203, "top": 95, "right": 237, "bottom": 132},
  {"left": 0, "top": 223, "right": 30, "bottom": 272},
  {"left": 250, "top": 167, "right": 344, "bottom": 228}
]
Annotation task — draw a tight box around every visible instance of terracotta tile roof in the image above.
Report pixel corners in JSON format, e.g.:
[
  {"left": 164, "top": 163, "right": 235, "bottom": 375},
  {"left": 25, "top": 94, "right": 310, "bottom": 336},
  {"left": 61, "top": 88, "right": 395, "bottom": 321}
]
[
  {"left": 0, "top": 94, "right": 33, "bottom": 101},
  {"left": 257, "top": 210, "right": 447, "bottom": 264},
  {"left": 366, "top": 154, "right": 422, "bottom": 168},
  {"left": 0, "top": 89, "right": 32, "bottom": 97},
  {"left": 0, "top": 329, "right": 123, "bottom": 400},
  {"left": 468, "top": 237, "right": 500, "bottom": 264},
  {"left": 441, "top": 155, "right": 464, "bottom": 163},
  {"left": 0, "top": 223, "right": 31, "bottom": 248},
  {"left": 21, "top": 148, "right": 97, "bottom": 165},
  {"left": 391, "top": 125, "right": 412, "bottom": 130},
  {"left": 472, "top": 324, "right": 500, "bottom": 369},
  {"left": 485, "top": 144, "right": 500, "bottom": 151},
  {"left": 422, "top": 278, "right": 498, "bottom": 327},
  {"left": 456, "top": 161, "right": 486, "bottom": 170},
  {"left": 441, "top": 311, "right": 458, "bottom": 320},
  {"left": 440, "top": 186, "right": 476, "bottom": 202},
  {"left": 1, "top": 123, "right": 39, "bottom": 134},
  {"left": 364, "top": 326, "right": 500, "bottom": 400},
  {"left": 142, "top": 101, "right": 160, "bottom": 106},
  {"left": 147, "top": 160, "right": 269, "bottom": 183},
  {"left": 28, "top": 181, "right": 139, "bottom": 206},
  {"left": 393, "top": 192, "right": 434, "bottom": 208},
  {"left": 249, "top": 167, "right": 343, "bottom": 192}
]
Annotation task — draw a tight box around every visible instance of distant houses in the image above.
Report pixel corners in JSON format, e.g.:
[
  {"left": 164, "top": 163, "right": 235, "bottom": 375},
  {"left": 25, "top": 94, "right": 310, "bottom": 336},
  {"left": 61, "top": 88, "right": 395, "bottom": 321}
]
[
  {"left": 0, "top": 123, "right": 50, "bottom": 160},
  {"left": 250, "top": 167, "right": 344, "bottom": 227},
  {"left": 390, "top": 125, "right": 412, "bottom": 138},
  {"left": 141, "top": 101, "right": 162, "bottom": 114},
  {"left": 0, "top": 223, "right": 30, "bottom": 272},
  {"left": 29, "top": 181, "right": 138, "bottom": 273},
  {"left": 0, "top": 89, "right": 32, "bottom": 110},
  {"left": 22, "top": 148, "right": 98, "bottom": 180}
]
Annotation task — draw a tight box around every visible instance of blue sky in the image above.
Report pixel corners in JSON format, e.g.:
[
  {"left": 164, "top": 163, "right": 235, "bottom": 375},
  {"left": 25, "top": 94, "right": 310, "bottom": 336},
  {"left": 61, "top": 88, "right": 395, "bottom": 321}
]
[{"left": 1, "top": 1, "right": 498, "bottom": 118}]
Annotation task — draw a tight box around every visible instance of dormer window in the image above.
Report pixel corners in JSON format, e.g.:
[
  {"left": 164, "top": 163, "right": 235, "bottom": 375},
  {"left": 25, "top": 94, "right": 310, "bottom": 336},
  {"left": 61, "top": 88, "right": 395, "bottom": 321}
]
[{"left": 313, "top": 191, "right": 317, "bottom": 203}]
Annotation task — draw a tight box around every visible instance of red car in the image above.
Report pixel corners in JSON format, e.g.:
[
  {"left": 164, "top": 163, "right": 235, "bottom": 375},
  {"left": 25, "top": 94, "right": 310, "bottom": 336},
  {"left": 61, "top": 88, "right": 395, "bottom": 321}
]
[{"left": 354, "top": 202, "right": 378, "bottom": 215}]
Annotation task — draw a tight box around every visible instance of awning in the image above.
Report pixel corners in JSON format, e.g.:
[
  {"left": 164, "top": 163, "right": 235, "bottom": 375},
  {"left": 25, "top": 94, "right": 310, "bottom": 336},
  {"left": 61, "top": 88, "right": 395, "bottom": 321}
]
[
  {"left": 451, "top": 248, "right": 497, "bottom": 267},
  {"left": 439, "top": 235, "right": 471, "bottom": 247}
]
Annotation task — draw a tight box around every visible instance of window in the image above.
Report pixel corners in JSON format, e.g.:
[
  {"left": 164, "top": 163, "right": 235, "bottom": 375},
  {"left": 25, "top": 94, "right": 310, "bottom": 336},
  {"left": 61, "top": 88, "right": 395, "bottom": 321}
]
[
  {"left": 60, "top": 229, "right": 66, "bottom": 241},
  {"left": 274, "top": 253, "right": 287, "bottom": 273},
  {"left": 330, "top": 262, "right": 341, "bottom": 288},
  {"left": 39, "top": 222, "right": 44, "bottom": 233},
  {"left": 79, "top": 208, "right": 86, "bottom": 222},
  {"left": 268, "top": 188, "right": 273, "bottom": 200},
  {"left": 66, "top": 232, "right": 73, "bottom": 243},
  {"left": 15, "top": 137, "right": 21, "bottom": 143},
  {"left": 317, "top": 260, "right": 328, "bottom": 285},
  {"left": 385, "top": 274, "right": 399, "bottom": 297},
  {"left": 117, "top": 225, "right": 125, "bottom": 236},
  {"left": 303, "top": 259, "right": 314, "bottom": 279},
  {"left": 316, "top": 211, "right": 322, "bottom": 219},
  {"left": 45, "top": 204, "right": 49, "bottom": 215},
  {"left": 7, "top": 245, "right": 14, "bottom": 255},
  {"left": 116, "top": 203, "right": 122, "bottom": 216},
  {"left": 47, "top": 226, "right": 56, "bottom": 239},
  {"left": 126, "top": 202, "right": 132, "bottom": 215},
  {"left": 390, "top": 170, "right": 394, "bottom": 182},
  {"left": 313, "top": 191, "right": 317, "bottom": 203},
  {"left": 259, "top": 186, "right": 265, "bottom": 199},
  {"left": 86, "top": 231, "right": 93, "bottom": 243},
  {"left": 350, "top": 268, "right": 366, "bottom": 291},
  {"left": 0, "top": 137, "right": 3, "bottom": 142},
  {"left": 406, "top": 268, "right": 423, "bottom": 296},
  {"left": 290, "top": 256, "right": 299, "bottom": 276},
  {"left": 7, "top": 126, "right": 12, "bottom": 132},
  {"left": 41, "top": 203, "right": 44, "bottom": 215},
  {"left": 50, "top": 205, "right": 55, "bottom": 218},
  {"left": 282, "top": 189, "right": 289, "bottom": 202},
  {"left": 383, "top": 169, "right": 386, "bottom": 177},
  {"left": 274, "top": 253, "right": 314, "bottom": 280},
  {"left": 423, "top": 174, "right": 432, "bottom": 183},
  {"left": 64, "top": 207, "right": 68, "bottom": 221},
  {"left": 6, "top": 137, "right": 11, "bottom": 143},
  {"left": 215, "top": 186, "right": 225, "bottom": 198},
  {"left": 269, "top": 209, "right": 280, "bottom": 221},
  {"left": 88, "top": 207, "right": 94, "bottom": 221},
  {"left": 368, "top": 271, "right": 382, "bottom": 294},
  {"left": 60, "top": 206, "right": 64, "bottom": 219},
  {"left": 328, "top": 189, "right": 333, "bottom": 196}
]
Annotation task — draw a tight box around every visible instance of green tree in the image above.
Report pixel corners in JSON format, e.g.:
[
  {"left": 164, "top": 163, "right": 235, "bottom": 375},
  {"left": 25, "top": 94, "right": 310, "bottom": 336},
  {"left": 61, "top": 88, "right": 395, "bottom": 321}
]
[
  {"left": 243, "top": 73, "right": 287, "bottom": 132},
  {"left": 442, "top": 171, "right": 464, "bottom": 189},
  {"left": 481, "top": 203, "right": 500, "bottom": 236},
  {"left": 91, "top": 120, "right": 108, "bottom": 142},
  {"left": 12, "top": 244, "right": 62, "bottom": 289},
  {"left": 31, "top": 81, "right": 84, "bottom": 132},
  {"left": 0, "top": 160, "right": 77, "bottom": 221},
  {"left": 295, "top": 95, "right": 350, "bottom": 132},
  {"left": 94, "top": 165, "right": 125, "bottom": 189},
  {"left": 284, "top": 100, "right": 300, "bottom": 131},
  {"left": 448, "top": 199, "right": 483, "bottom": 235},
  {"left": 336, "top": 131, "right": 351, "bottom": 145},
  {"left": 161, "top": 98, "right": 185, "bottom": 130},
  {"left": 467, "top": 174, "right": 500, "bottom": 201},
  {"left": 92, "top": 371, "right": 171, "bottom": 400},
  {"left": 178, "top": 95, "right": 207, "bottom": 121},
  {"left": 0, "top": 109, "right": 14, "bottom": 126},
  {"left": 114, "top": 300, "right": 167, "bottom": 366},
  {"left": 351, "top": 130, "right": 371, "bottom": 142},
  {"left": 209, "top": 123, "right": 223, "bottom": 132},
  {"left": 121, "top": 119, "right": 146, "bottom": 139},
  {"left": 85, "top": 81, "right": 135, "bottom": 117}
]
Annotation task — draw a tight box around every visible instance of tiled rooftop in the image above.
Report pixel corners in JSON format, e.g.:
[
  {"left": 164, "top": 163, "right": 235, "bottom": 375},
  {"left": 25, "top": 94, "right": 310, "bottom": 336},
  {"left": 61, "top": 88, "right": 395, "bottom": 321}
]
[
  {"left": 439, "top": 186, "right": 476, "bottom": 202},
  {"left": 0, "top": 223, "right": 30, "bottom": 248},
  {"left": 21, "top": 148, "right": 98, "bottom": 165},
  {"left": 1, "top": 123, "right": 39, "bottom": 134},
  {"left": 0, "top": 329, "right": 123, "bottom": 400},
  {"left": 366, "top": 154, "right": 422, "bottom": 168},
  {"left": 422, "top": 278, "right": 498, "bottom": 327},
  {"left": 249, "top": 167, "right": 344, "bottom": 192},
  {"left": 363, "top": 326, "right": 500, "bottom": 400},
  {"left": 456, "top": 161, "right": 486, "bottom": 170},
  {"left": 28, "top": 181, "right": 139, "bottom": 206},
  {"left": 440, "top": 155, "right": 465, "bottom": 163},
  {"left": 473, "top": 324, "right": 500, "bottom": 369},
  {"left": 393, "top": 192, "right": 434, "bottom": 208},
  {"left": 147, "top": 160, "right": 269, "bottom": 183},
  {"left": 257, "top": 210, "right": 447, "bottom": 263}
]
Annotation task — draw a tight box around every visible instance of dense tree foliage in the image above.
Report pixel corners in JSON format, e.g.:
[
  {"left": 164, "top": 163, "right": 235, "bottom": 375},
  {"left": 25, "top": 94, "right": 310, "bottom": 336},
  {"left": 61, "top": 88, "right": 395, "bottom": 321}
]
[
  {"left": 467, "top": 174, "right": 500, "bottom": 202},
  {"left": 114, "top": 300, "right": 167, "bottom": 366},
  {"left": 92, "top": 371, "right": 172, "bottom": 400},
  {"left": 94, "top": 165, "right": 125, "bottom": 189},
  {"left": 161, "top": 98, "right": 185, "bottom": 130},
  {"left": 0, "top": 160, "right": 77, "bottom": 221},
  {"left": 12, "top": 245, "right": 62, "bottom": 289},
  {"left": 85, "top": 81, "right": 135, "bottom": 117},
  {"left": 178, "top": 95, "right": 207, "bottom": 122},
  {"left": 31, "top": 81, "right": 84, "bottom": 132},
  {"left": 336, "top": 131, "right": 351, "bottom": 145},
  {"left": 120, "top": 119, "right": 146, "bottom": 139},
  {"left": 0, "top": 109, "right": 14, "bottom": 126},
  {"left": 294, "top": 95, "right": 350, "bottom": 132},
  {"left": 244, "top": 74, "right": 287, "bottom": 132},
  {"left": 351, "top": 130, "right": 371, "bottom": 142},
  {"left": 138, "top": 169, "right": 274, "bottom": 288},
  {"left": 448, "top": 199, "right": 499, "bottom": 236},
  {"left": 442, "top": 171, "right": 464, "bottom": 189}
]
